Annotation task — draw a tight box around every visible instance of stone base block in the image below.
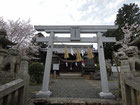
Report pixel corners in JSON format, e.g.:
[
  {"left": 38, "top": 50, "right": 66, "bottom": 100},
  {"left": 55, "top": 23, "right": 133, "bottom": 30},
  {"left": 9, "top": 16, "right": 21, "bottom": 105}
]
[
  {"left": 36, "top": 91, "right": 52, "bottom": 98},
  {"left": 99, "top": 92, "right": 115, "bottom": 99}
]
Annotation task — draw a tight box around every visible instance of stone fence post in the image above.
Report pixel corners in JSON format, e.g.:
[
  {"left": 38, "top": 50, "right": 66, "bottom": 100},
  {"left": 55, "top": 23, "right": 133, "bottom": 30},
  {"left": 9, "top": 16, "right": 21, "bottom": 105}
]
[
  {"left": 120, "top": 57, "right": 129, "bottom": 105},
  {"left": 120, "top": 56, "right": 134, "bottom": 105},
  {"left": 16, "top": 56, "right": 30, "bottom": 104}
]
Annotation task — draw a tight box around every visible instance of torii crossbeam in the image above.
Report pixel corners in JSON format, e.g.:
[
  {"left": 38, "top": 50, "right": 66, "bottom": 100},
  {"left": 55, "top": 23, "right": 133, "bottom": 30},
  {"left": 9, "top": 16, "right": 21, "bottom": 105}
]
[{"left": 35, "top": 25, "right": 118, "bottom": 99}]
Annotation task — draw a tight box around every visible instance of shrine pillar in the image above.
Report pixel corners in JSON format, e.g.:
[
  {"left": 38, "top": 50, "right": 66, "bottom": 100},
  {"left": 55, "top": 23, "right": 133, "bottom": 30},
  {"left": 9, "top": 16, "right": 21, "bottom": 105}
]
[
  {"left": 97, "top": 32, "right": 114, "bottom": 98},
  {"left": 36, "top": 31, "right": 54, "bottom": 97}
]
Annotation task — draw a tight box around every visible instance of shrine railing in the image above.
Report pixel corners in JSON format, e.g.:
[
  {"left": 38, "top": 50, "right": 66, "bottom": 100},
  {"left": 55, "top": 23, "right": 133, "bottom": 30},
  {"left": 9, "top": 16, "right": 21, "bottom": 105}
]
[
  {"left": 120, "top": 58, "right": 140, "bottom": 105},
  {"left": 0, "top": 79, "right": 25, "bottom": 105}
]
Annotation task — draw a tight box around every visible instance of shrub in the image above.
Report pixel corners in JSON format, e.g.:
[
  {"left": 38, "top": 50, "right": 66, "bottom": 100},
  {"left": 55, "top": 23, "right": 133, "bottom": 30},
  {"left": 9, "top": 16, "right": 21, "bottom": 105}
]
[{"left": 29, "top": 62, "right": 44, "bottom": 84}]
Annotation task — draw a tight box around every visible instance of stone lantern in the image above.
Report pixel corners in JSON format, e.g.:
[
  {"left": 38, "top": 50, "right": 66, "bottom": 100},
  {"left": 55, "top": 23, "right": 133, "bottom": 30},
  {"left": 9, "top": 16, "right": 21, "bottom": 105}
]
[{"left": 0, "top": 29, "right": 16, "bottom": 70}]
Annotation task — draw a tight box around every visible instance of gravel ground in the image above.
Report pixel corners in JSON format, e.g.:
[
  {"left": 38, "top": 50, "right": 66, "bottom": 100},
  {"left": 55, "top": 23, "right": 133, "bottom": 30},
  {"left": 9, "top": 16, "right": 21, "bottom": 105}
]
[
  {"left": 49, "top": 78, "right": 101, "bottom": 98},
  {"left": 28, "top": 78, "right": 119, "bottom": 99}
]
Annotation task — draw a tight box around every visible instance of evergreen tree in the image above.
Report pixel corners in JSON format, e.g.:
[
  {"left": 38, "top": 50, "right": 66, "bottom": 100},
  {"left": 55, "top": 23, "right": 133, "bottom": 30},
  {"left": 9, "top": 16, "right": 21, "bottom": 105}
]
[
  {"left": 104, "top": 3, "right": 140, "bottom": 60},
  {"left": 28, "top": 33, "right": 47, "bottom": 64},
  {"left": 115, "top": 3, "right": 139, "bottom": 40}
]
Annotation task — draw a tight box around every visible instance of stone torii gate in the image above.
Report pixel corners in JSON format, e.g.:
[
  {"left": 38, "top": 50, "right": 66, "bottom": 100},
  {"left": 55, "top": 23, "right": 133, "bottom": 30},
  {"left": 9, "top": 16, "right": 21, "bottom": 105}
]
[{"left": 35, "top": 25, "right": 117, "bottom": 98}]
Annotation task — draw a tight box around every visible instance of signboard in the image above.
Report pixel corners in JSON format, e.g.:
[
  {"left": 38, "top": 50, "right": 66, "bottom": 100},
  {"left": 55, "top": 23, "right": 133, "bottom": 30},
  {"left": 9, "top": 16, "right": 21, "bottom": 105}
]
[
  {"left": 53, "top": 64, "right": 59, "bottom": 71},
  {"left": 111, "top": 66, "right": 120, "bottom": 72}
]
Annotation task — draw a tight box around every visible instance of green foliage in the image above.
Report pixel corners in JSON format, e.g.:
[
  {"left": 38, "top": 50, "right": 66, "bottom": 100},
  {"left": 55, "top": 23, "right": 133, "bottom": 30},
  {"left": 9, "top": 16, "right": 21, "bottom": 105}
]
[
  {"left": 115, "top": 3, "right": 140, "bottom": 40},
  {"left": 103, "top": 31, "right": 121, "bottom": 60},
  {"left": 29, "top": 62, "right": 44, "bottom": 84},
  {"left": 104, "top": 3, "right": 140, "bottom": 60},
  {"left": 115, "top": 3, "right": 139, "bottom": 26},
  {"left": 29, "top": 33, "right": 47, "bottom": 64}
]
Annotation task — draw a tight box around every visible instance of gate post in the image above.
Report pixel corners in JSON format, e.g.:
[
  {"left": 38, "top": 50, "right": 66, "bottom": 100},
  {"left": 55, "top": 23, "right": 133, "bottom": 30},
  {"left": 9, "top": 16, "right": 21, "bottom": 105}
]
[
  {"left": 97, "top": 32, "right": 114, "bottom": 98},
  {"left": 36, "top": 31, "right": 54, "bottom": 98}
]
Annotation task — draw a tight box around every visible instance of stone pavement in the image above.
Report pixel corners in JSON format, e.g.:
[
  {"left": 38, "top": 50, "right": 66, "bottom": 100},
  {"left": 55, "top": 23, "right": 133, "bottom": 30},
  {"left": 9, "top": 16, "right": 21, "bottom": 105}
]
[
  {"left": 49, "top": 78, "right": 101, "bottom": 98},
  {"left": 28, "top": 78, "right": 119, "bottom": 99},
  {"left": 29, "top": 78, "right": 120, "bottom": 105}
]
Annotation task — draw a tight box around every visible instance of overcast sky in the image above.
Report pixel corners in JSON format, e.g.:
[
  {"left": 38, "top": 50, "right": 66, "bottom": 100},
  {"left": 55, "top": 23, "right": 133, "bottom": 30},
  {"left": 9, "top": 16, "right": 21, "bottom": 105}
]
[{"left": 0, "top": 0, "right": 139, "bottom": 25}]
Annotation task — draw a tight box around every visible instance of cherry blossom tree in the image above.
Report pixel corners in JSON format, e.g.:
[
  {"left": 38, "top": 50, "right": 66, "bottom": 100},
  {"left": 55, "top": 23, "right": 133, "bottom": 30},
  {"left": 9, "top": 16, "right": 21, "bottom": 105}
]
[
  {"left": 0, "top": 17, "right": 35, "bottom": 55},
  {"left": 6, "top": 19, "right": 35, "bottom": 49},
  {"left": 0, "top": 17, "right": 7, "bottom": 29}
]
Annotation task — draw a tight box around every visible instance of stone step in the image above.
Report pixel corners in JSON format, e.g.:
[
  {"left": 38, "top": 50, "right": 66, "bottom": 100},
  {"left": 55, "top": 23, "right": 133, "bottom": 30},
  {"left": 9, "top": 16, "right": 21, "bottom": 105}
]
[
  {"left": 33, "top": 97, "right": 121, "bottom": 105},
  {"left": 60, "top": 73, "right": 82, "bottom": 77},
  {"left": 57, "top": 77, "right": 84, "bottom": 79},
  {"left": 58, "top": 73, "right": 83, "bottom": 79}
]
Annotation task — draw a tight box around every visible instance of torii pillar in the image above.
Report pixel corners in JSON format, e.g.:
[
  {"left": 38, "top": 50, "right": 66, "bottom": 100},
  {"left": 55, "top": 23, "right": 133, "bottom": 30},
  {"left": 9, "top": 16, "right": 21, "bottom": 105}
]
[
  {"left": 97, "top": 32, "right": 115, "bottom": 98},
  {"left": 36, "top": 31, "right": 54, "bottom": 97}
]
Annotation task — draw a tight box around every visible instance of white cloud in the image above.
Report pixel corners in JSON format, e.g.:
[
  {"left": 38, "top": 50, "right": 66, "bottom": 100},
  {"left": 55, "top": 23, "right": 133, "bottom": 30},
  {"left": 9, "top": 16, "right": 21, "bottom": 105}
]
[{"left": 0, "top": 0, "right": 139, "bottom": 25}]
